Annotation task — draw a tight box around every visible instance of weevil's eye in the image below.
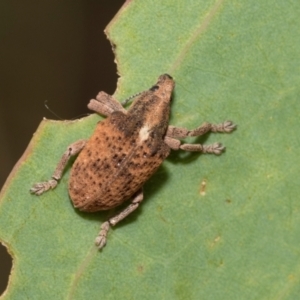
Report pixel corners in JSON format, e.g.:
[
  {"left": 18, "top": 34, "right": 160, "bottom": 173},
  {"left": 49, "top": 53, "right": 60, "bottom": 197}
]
[{"left": 150, "top": 85, "right": 159, "bottom": 91}]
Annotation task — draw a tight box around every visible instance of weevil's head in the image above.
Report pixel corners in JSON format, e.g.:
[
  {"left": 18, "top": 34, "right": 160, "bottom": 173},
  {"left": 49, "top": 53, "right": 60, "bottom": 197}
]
[
  {"left": 149, "top": 74, "right": 175, "bottom": 101},
  {"left": 129, "top": 73, "right": 175, "bottom": 112},
  {"left": 157, "top": 73, "right": 174, "bottom": 86},
  {"left": 126, "top": 74, "right": 175, "bottom": 137}
]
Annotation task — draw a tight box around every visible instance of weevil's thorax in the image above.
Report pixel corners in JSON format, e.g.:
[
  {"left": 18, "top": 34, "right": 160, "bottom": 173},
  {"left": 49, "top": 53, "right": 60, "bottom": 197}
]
[{"left": 127, "top": 74, "right": 175, "bottom": 139}]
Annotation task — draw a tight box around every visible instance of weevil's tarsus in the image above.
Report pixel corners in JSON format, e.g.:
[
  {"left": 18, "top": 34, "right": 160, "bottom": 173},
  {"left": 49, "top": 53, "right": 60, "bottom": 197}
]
[
  {"left": 164, "top": 137, "right": 226, "bottom": 155},
  {"left": 30, "top": 139, "right": 86, "bottom": 195},
  {"left": 180, "top": 142, "right": 225, "bottom": 155},
  {"left": 95, "top": 221, "right": 110, "bottom": 250},
  {"left": 30, "top": 179, "right": 58, "bottom": 196},
  {"left": 211, "top": 120, "right": 236, "bottom": 133},
  {"left": 95, "top": 189, "right": 144, "bottom": 250},
  {"left": 166, "top": 121, "right": 236, "bottom": 139}
]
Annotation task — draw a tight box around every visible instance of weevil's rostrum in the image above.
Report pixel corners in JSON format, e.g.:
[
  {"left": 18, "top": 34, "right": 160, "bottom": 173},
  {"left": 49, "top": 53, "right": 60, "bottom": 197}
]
[{"left": 30, "top": 74, "right": 236, "bottom": 249}]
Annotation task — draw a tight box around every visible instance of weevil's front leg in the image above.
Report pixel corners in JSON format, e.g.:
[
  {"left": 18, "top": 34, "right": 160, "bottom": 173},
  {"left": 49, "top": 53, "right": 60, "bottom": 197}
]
[
  {"left": 95, "top": 189, "right": 144, "bottom": 250},
  {"left": 88, "top": 92, "right": 127, "bottom": 117},
  {"left": 30, "top": 140, "right": 86, "bottom": 195},
  {"left": 166, "top": 121, "right": 236, "bottom": 138},
  {"left": 164, "top": 136, "right": 226, "bottom": 155}
]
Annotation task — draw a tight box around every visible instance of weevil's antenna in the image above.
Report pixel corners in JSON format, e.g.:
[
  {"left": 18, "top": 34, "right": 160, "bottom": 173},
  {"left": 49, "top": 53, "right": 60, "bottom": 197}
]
[
  {"left": 44, "top": 100, "right": 63, "bottom": 120},
  {"left": 121, "top": 91, "right": 143, "bottom": 107},
  {"left": 44, "top": 100, "right": 90, "bottom": 120}
]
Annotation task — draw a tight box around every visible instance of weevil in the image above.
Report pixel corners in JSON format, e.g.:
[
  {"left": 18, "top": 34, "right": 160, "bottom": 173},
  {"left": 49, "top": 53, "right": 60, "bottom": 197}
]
[{"left": 30, "top": 74, "right": 236, "bottom": 249}]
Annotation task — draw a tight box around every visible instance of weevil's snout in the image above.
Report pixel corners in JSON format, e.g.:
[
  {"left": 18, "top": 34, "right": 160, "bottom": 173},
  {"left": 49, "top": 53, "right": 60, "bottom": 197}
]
[
  {"left": 158, "top": 74, "right": 173, "bottom": 82},
  {"left": 162, "top": 74, "right": 173, "bottom": 80},
  {"left": 155, "top": 74, "right": 175, "bottom": 94}
]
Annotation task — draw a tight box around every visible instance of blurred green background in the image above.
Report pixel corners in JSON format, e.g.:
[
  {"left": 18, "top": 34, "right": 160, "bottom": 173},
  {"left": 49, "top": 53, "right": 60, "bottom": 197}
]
[{"left": 0, "top": 1, "right": 124, "bottom": 295}]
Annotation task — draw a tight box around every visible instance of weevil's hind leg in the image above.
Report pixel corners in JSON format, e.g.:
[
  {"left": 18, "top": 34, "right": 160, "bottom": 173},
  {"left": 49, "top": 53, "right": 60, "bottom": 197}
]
[
  {"left": 95, "top": 189, "right": 144, "bottom": 250},
  {"left": 30, "top": 139, "right": 86, "bottom": 195},
  {"left": 164, "top": 136, "right": 226, "bottom": 155},
  {"left": 88, "top": 92, "right": 127, "bottom": 117},
  {"left": 166, "top": 121, "right": 236, "bottom": 139}
]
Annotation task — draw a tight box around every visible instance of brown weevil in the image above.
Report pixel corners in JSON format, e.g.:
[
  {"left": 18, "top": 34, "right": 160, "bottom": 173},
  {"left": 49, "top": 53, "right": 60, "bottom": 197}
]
[{"left": 30, "top": 74, "right": 236, "bottom": 249}]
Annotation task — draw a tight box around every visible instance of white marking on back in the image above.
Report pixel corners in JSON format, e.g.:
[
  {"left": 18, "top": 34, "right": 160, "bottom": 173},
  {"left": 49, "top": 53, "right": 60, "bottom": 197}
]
[{"left": 138, "top": 125, "right": 150, "bottom": 143}]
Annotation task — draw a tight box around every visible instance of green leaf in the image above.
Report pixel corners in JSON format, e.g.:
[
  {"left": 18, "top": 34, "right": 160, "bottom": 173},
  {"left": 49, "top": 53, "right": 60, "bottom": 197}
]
[{"left": 1, "top": 0, "right": 300, "bottom": 299}]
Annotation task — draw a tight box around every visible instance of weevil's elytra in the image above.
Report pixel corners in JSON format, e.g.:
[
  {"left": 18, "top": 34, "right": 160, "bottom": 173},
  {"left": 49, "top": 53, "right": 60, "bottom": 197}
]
[{"left": 30, "top": 74, "right": 236, "bottom": 249}]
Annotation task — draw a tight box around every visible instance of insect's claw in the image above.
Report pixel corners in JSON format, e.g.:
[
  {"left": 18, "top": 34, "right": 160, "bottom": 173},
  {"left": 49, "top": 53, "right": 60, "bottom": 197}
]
[
  {"left": 30, "top": 179, "right": 57, "bottom": 195},
  {"left": 95, "top": 221, "right": 110, "bottom": 250},
  {"left": 223, "top": 120, "right": 237, "bottom": 133}
]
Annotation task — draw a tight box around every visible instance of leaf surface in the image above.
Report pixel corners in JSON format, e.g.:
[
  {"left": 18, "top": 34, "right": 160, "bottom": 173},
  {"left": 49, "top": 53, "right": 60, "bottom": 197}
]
[{"left": 1, "top": 0, "right": 300, "bottom": 299}]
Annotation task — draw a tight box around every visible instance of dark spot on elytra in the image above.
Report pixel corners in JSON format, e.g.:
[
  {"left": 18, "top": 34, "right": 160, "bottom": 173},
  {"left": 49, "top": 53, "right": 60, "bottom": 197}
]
[
  {"left": 124, "top": 186, "right": 132, "bottom": 193},
  {"left": 159, "top": 153, "right": 165, "bottom": 159},
  {"left": 145, "top": 170, "right": 153, "bottom": 177},
  {"left": 128, "top": 162, "right": 135, "bottom": 168},
  {"left": 125, "top": 180, "right": 131, "bottom": 190},
  {"left": 131, "top": 182, "right": 139, "bottom": 189}
]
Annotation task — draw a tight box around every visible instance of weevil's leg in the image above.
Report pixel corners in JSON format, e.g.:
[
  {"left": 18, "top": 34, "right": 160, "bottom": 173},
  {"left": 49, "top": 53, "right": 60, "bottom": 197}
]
[
  {"left": 164, "top": 136, "right": 225, "bottom": 155},
  {"left": 30, "top": 140, "right": 86, "bottom": 195},
  {"left": 166, "top": 121, "right": 236, "bottom": 139},
  {"left": 88, "top": 92, "right": 127, "bottom": 117},
  {"left": 95, "top": 189, "right": 144, "bottom": 250}
]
